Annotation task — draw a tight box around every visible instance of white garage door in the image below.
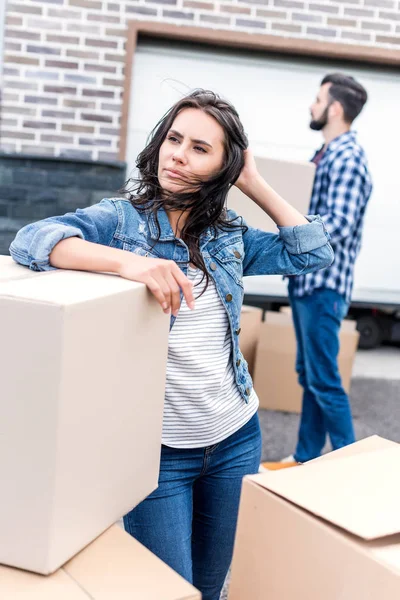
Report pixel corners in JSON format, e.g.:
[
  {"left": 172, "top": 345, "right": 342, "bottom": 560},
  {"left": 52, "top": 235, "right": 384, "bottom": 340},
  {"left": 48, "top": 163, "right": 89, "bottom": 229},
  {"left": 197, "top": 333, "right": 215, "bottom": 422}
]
[{"left": 125, "top": 39, "right": 400, "bottom": 297}]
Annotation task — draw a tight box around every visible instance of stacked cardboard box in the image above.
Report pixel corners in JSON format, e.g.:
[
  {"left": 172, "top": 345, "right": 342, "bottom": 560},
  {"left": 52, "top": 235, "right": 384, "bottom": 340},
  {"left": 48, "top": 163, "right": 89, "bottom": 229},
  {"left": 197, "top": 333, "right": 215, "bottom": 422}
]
[
  {"left": 0, "top": 525, "right": 201, "bottom": 599},
  {"left": 0, "top": 257, "right": 201, "bottom": 598},
  {"left": 253, "top": 310, "right": 360, "bottom": 412},
  {"left": 228, "top": 156, "right": 315, "bottom": 232},
  {"left": 229, "top": 435, "right": 400, "bottom": 599}
]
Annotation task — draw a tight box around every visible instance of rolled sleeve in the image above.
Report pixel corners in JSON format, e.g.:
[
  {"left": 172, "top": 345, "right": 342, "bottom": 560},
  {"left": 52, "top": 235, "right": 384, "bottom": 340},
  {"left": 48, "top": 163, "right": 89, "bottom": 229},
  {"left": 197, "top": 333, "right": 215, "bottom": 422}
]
[
  {"left": 10, "top": 224, "right": 85, "bottom": 271},
  {"left": 278, "top": 215, "right": 330, "bottom": 254},
  {"left": 9, "top": 199, "right": 118, "bottom": 271}
]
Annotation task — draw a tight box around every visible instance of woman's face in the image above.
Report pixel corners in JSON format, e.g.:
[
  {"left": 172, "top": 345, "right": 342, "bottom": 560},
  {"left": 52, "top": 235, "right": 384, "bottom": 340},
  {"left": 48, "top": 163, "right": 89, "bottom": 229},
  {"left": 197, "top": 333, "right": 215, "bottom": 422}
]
[{"left": 157, "top": 108, "right": 225, "bottom": 194}]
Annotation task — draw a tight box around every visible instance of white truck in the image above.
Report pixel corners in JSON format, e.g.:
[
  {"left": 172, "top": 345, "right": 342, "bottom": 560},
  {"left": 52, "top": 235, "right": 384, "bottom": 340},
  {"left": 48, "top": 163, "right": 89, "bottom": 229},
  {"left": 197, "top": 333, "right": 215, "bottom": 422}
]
[{"left": 228, "top": 156, "right": 400, "bottom": 350}]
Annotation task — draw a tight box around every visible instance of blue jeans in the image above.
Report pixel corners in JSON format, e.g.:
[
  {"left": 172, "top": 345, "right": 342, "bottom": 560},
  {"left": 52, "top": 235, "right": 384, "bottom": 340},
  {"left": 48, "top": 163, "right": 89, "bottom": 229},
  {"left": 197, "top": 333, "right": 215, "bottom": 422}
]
[
  {"left": 123, "top": 413, "right": 261, "bottom": 600},
  {"left": 288, "top": 284, "right": 355, "bottom": 463}
]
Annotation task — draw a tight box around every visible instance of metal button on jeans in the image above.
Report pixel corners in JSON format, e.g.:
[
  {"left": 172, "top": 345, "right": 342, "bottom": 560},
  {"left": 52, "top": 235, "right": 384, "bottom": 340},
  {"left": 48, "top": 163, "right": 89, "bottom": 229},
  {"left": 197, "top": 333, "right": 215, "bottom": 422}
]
[
  {"left": 236, "top": 359, "right": 241, "bottom": 367},
  {"left": 226, "top": 293, "right": 233, "bottom": 302},
  {"left": 235, "top": 328, "right": 241, "bottom": 335},
  {"left": 210, "top": 262, "right": 217, "bottom": 271},
  {"left": 233, "top": 250, "right": 241, "bottom": 259}
]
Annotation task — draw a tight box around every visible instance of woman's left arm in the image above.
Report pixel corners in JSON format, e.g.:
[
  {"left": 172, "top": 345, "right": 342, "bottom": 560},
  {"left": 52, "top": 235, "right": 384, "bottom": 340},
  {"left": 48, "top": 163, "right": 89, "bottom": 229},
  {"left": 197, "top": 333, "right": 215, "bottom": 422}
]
[{"left": 235, "top": 150, "right": 334, "bottom": 276}]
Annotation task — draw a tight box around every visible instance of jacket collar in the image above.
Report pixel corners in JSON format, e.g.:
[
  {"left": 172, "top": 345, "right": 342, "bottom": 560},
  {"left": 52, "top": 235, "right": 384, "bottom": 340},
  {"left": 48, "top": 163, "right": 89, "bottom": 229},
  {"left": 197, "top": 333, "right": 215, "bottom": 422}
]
[
  {"left": 325, "top": 130, "right": 356, "bottom": 154},
  {"left": 148, "top": 207, "right": 225, "bottom": 245}
]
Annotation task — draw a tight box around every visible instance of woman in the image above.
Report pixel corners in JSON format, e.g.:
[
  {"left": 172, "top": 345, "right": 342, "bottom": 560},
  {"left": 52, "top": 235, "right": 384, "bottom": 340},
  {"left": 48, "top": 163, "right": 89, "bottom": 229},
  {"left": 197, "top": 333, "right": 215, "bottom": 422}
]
[{"left": 10, "top": 90, "right": 333, "bottom": 600}]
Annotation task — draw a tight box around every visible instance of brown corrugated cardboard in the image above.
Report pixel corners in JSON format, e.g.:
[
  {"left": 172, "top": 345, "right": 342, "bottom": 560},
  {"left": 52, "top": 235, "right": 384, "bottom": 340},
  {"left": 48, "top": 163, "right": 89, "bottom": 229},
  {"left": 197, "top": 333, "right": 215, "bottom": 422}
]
[
  {"left": 229, "top": 436, "right": 400, "bottom": 600},
  {"left": 0, "top": 526, "right": 201, "bottom": 599},
  {"left": 64, "top": 524, "right": 201, "bottom": 600},
  {"left": 0, "top": 269, "right": 169, "bottom": 574},
  {"left": 253, "top": 310, "right": 359, "bottom": 412},
  {"left": 239, "top": 305, "right": 263, "bottom": 377},
  {"left": 228, "top": 156, "right": 315, "bottom": 232}
]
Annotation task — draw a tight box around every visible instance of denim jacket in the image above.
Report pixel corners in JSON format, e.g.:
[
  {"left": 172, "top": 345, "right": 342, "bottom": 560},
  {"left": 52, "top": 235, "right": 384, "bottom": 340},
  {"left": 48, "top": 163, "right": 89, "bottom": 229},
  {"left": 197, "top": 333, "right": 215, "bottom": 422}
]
[{"left": 10, "top": 198, "right": 333, "bottom": 403}]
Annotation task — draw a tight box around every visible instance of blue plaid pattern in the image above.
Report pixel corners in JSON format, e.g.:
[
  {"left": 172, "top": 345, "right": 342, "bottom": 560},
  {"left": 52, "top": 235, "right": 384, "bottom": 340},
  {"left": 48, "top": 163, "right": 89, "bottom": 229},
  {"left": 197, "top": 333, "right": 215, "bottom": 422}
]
[{"left": 291, "top": 131, "right": 372, "bottom": 303}]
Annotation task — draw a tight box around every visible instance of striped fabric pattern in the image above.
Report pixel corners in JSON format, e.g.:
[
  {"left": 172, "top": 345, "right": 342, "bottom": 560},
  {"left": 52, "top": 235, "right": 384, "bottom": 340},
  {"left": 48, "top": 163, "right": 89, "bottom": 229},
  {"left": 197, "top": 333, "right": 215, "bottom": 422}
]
[
  {"left": 291, "top": 131, "right": 373, "bottom": 303},
  {"left": 162, "top": 266, "right": 258, "bottom": 449}
]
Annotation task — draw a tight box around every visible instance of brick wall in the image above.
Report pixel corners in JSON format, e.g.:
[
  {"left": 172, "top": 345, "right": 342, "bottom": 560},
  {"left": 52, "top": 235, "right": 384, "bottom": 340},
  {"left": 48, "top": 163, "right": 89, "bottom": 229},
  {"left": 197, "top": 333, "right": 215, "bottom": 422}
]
[
  {"left": 1, "top": 0, "right": 400, "bottom": 162},
  {"left": 0, "top": 155, "right": 126, "bottom": 255}
]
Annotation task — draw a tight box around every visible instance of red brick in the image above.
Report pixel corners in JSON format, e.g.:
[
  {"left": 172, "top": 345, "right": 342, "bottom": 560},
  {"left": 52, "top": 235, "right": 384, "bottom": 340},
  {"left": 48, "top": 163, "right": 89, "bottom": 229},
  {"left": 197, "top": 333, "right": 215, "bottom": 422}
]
[
  {"left": 68, "top": 0, "right": 102, "bottom": 8},
  {"left": 5, "top": 16, "right": 23, "bottom": 26},
  {"left": 63, "top": 98, "right": 96, "bottom": 109},
  {"left": 6, "top": 3, "right": 42, "bottom": 14},
  {"left": 45, "top": 59, "right": 79, "bottom": 69},
  {"left": 183, "top": 0, "right": 214, "bottom": 8},
  {"left": 86, "top": 39, "right": 119, "bottom": 49},
  {"left": 46, "top": 34, "right": 80, "bottom": 44},
  {"left": 44, "top": 85, "right": 77, "bottom": 94},
  {"left": 67, "top": 49, "right": 100, "bottom": 59},
  {"left": 221, "top": 3, "right": 252, "bottom": 14},
  {"left": 62, "top": 123, "right": 96, "bottom": 133},
  {"left": 84, "top": 63, "right": 117, "bottom": 73},
  {"left": 2, "top": 130, "right": 36, "bottom": 140},
  {"left": 5, "top": 55, "right": 40, "bottom": 65},
  {"left": 104, "top": 53, "right": 125, "bottom": 63},
  {"left": 103, "top": 77, "right": 124, "bottom": 86}
]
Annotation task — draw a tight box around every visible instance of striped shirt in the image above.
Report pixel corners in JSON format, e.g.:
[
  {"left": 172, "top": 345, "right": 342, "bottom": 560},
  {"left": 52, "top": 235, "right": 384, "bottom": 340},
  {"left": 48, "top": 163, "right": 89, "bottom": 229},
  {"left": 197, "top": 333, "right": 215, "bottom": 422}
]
[
  {"left": 162, "top": 266, "right": 259, "bottom": 449},
  {"left": 291, "top": 131, "right": 372, "bottom": 303}
]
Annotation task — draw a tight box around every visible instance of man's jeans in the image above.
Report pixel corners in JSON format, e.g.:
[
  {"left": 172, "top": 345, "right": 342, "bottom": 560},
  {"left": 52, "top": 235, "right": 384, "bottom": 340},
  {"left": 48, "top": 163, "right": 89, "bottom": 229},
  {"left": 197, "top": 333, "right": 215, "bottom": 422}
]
[
  {"left": 123, "top": 412, "right": 261, "bottom": 600},
  {"left": 288, "top": 284, "right": 355, "bottom": 463}
]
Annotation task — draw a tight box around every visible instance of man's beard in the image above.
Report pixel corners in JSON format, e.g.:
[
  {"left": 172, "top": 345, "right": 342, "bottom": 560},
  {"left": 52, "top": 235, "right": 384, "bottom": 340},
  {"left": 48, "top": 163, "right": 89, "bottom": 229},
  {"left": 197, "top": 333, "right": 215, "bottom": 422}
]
[{"left": 309, "top": 104, "right": 330, "bottom": 131}]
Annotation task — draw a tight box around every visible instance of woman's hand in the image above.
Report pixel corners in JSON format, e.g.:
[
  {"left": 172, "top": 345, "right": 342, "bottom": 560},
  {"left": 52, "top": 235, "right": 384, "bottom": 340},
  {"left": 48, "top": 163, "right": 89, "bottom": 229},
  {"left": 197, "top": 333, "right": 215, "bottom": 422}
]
[
  {"left": 234, "top": 149, "right": 260, "bottom": 195},
  {"left": 118, "top": 254, "right": 195, "bottom": 316}
]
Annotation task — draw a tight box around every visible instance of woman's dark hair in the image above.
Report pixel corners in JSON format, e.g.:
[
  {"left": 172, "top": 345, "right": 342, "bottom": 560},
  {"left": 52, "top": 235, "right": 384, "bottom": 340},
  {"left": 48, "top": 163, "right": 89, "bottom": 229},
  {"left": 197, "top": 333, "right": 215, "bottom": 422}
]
[
  {"left": 322, "top": 73, "right": 367, "bottom": 124},
  {"left": 122, "top": 89, "right": 248, "bottom": 293}
]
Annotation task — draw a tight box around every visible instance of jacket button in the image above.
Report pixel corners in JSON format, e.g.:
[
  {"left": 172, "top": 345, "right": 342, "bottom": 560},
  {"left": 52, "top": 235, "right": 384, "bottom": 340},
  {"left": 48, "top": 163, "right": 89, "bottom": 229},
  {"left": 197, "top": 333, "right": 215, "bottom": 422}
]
[
  {"left": 235, "top": 328, "right": 241, "bottom": 335},
  {"left": 226, "top": 293, "right": 233, "bottom": 302},
  {"left": 236, "top": 359, "right": 241, "bottom": 367},
  {"left": 210, "top": 262, "right": 217, "bottom": 271},
  {"left": 233, "top": 250, "right": 241, "bottom": 259},
  {"left": 245, "top": 387, "right": 251, "bottom": 396}
]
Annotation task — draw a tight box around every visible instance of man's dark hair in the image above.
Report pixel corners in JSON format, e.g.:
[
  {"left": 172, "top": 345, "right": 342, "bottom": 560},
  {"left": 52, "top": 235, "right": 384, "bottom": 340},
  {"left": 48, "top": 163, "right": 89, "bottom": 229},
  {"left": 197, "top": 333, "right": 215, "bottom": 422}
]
[{"left": 322, "top": 73, "right": 368, "bottom": 124}]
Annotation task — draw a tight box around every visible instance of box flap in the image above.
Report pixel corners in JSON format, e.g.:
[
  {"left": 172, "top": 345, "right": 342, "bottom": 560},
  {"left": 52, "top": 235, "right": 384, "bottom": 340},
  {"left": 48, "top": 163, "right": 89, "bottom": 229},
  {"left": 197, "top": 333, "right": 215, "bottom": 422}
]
[
  {"left": 252, "top": 442, "right": 400, "bottom": 540},
  {"left": 0, "top": 565, "right": 88, "bottom": 599},
  {"left": 308, "top": 435, "right": 398, "bottom": 464},
  {"left": 64, "top": 525, "right": 201, "bottom": 600}
]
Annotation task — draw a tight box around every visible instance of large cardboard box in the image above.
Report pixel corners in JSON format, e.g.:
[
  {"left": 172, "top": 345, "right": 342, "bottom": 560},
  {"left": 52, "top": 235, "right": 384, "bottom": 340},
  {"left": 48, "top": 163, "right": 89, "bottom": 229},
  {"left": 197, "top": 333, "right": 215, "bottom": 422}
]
[
  {"left": 0, "top": 525, "right": 201, "bottom": 599},
  {"left": 0, "top": 265, "right": 169, "bottom": 574},
  {"left": 229, "top": 436, "right": 400, "bottom": 600},
  {"left": 239, "top": 305, "right": 263, "bottom": 377},
  {"left": 0, "top": 255, "right": 41, "bottom": 283},
  {"left": 253, "top": 310, "right": 359, "bottom": 412},
  {"left": 228, "top": 156, "right": 315, "bottom": 232}
]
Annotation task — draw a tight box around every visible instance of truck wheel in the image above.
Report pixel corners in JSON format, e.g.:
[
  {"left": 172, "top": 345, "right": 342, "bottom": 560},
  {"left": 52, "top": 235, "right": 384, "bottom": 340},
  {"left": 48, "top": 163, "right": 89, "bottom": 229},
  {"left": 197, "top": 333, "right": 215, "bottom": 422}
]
[{"left": 356, "top": 315, "right": 383, "bottom": 349}]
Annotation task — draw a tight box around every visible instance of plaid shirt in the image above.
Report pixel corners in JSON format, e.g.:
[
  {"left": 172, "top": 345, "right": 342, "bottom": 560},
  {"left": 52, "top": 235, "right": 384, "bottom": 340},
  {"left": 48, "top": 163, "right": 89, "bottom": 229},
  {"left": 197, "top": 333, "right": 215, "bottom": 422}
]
[{"left": 291, "top": 131, "right": 372, "bottom": 303}]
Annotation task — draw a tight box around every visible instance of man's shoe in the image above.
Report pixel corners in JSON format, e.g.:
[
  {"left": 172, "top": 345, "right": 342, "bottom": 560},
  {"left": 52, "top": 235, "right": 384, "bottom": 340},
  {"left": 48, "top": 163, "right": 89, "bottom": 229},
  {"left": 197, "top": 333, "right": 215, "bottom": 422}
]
[{"left": 260, "top": 454, "right": 299, "bottom": 471}]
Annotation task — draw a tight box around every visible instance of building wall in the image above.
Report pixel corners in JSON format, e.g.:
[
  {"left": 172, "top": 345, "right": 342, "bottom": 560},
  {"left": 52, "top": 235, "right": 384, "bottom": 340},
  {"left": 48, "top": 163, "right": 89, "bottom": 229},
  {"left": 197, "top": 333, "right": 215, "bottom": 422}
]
[
  {"left": 0, "top": 155, "right": 126, "bottom": 255},
  {"left": 1, "top": 0, "right": 400, "bottom": 162}
]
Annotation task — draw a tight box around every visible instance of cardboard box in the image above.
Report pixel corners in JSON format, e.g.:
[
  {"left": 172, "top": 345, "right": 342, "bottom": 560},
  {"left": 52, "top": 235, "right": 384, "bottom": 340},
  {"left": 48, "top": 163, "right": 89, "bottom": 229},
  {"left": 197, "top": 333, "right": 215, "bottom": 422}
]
[
  {"left": 0, "top": 525, "right": 201, "bottom": 599},
  {"left": 0, "top": 267, "right": 169, "bottom": 574},
  {"left": 229, "top": 436, "right": 400, "bottom": 600},
  {"left": 253, "top": 311, "right": 360, "bottom": 413},
  {"left": 239, "top": 305, "right": 263, "bottom": 377},
  {"left": 228, "top": 156, "right": 315, "bottom": 232},
  {"left": 0, "top": 255, "right": 41, "bottom": 283}
]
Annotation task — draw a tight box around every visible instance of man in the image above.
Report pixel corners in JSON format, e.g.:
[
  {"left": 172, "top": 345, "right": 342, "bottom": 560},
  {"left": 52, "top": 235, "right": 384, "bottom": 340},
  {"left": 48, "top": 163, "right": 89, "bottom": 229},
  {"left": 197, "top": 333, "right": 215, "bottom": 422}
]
[{"left": 263, "top": 73, "right": 372, "bottom": 469}]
